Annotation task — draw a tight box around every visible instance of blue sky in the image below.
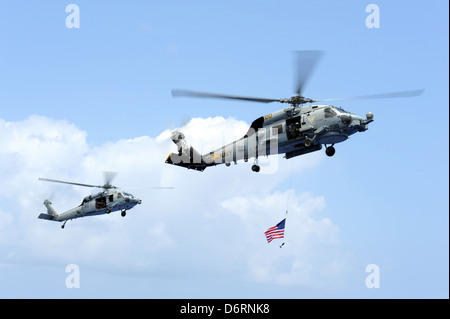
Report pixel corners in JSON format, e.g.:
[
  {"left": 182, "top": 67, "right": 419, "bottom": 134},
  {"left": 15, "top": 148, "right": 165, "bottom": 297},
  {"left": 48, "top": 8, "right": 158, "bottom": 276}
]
[{"left": 0, "top": 0, "right": 448, "bottom": 299}]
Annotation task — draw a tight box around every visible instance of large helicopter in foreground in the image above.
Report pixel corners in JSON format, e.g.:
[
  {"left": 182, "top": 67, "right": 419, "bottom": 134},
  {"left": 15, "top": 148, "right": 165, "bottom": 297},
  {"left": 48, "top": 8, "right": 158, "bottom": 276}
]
[
  {"left": 165, "top": 51, "right": 424, "bottom": 172},
  {"left": 37, "top": 172, "right": 146, "bottom": 228}
]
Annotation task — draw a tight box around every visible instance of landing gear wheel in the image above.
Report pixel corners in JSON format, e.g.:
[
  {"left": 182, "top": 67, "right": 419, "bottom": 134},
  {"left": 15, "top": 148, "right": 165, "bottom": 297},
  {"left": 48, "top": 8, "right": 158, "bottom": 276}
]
[
  {"left": 304, "top": 138, "right": 313, "bottom": 148},
  {"left": 251, "top": 164, "right": 260, "bottom": 173},
  {"left": 121, "top": 210, "right": 127, "bottom": 217},
  {"left": 326, "top": 146, "right": 336, "bottom": 157}
]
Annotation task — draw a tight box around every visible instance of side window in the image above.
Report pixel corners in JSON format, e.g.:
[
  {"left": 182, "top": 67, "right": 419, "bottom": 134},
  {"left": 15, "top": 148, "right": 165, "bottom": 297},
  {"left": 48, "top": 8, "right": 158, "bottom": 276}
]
[
  {"left": 324, "top": 107, "right": 336, "bottom": 118},
  {"left": 109, "top": 194, "right": 114, "bottom": 202},
  {"left": 272, "top": 124, "right": 283, "bottom": 135},
  {"left": 95, "top": 197, "right": 107, "bottom": 209}
]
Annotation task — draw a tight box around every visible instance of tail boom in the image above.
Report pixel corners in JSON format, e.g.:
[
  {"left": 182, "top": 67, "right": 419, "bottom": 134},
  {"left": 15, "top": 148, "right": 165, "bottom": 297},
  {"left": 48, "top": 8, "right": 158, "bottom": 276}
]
[
  {"left": 38, "top": 200, "right": 60, "bottom": 221},
  {"left": 165, "top": 131, "right": 215, "bottom": 172}
]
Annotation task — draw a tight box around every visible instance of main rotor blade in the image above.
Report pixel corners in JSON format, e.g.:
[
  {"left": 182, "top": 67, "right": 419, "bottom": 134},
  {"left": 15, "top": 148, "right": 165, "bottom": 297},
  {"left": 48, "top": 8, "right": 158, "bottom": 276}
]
[
  {"left": 316, "top": 89, "right": 425, "bottom": 102},
  {"left": 38, "top": 178, "right": 100, "bottom": 188},
  {"left": 172, "top": 89, "right": 281, "bottom": 104},
  {"left": 123, "top": 186, "right": 175, "bottom": 190},
  {"left": 149, "top": 187, "right": 175, "bottom": 189},
  {"left": 103, "top": 171, "right": 118, "bottom": 187},
  {"left": 293, "top": 50, "right": 324, "bottom": 96}
]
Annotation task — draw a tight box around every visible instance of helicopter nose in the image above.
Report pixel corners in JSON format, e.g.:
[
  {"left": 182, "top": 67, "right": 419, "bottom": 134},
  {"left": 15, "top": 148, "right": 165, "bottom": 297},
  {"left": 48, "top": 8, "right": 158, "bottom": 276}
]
[
  {"left": 354, "top": 115, "right": 370, "bottom": 131},
  {"left": 353, "top": 115, "right": 364, "bottom": 123},
  {"left": 340, "top": 114, "right": 352, "bottom": 125},
  {"left": 125, "top": 196, "right": 141, "bottom": 205}
]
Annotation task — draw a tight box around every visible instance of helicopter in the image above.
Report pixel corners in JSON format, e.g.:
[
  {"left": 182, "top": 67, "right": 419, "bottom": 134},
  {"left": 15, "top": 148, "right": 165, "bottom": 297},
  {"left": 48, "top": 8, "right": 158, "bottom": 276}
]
[
  {"left": 165, "top": 51, "right": 424, "bottom": 172},
  {"left": 37, "top": 172, "right": 143, "bottom": 229}
]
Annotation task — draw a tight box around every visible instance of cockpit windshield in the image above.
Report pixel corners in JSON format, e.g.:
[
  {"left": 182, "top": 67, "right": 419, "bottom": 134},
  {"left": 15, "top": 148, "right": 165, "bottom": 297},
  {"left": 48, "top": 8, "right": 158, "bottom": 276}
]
[
  {"left": 334, "top": 106, "right": 350, "bottom": 114},
  {"left": 324, "top": 107, "right": 337, "bottom": 118}
]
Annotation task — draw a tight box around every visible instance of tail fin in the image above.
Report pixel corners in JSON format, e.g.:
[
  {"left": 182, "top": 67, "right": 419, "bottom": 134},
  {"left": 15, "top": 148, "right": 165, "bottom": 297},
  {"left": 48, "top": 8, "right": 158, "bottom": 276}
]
[
  {"left": 165, "top": 131, "right": 211, "bottom": 172},
  {"left": 38, "top": 199, "right": 59, "bottom": 221}
]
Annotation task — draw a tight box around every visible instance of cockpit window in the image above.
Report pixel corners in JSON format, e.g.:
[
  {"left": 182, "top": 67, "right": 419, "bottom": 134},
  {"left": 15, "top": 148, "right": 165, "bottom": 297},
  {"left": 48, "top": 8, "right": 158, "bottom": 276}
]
[
  {"left": 324, "top": 107, "right": 337, "bottom": 118},
  {"left": 334, "top": 107, "right": 349, "bottom": 114},
  {"left": 118, "top": 193, "right": 123, "bottom": 199}
]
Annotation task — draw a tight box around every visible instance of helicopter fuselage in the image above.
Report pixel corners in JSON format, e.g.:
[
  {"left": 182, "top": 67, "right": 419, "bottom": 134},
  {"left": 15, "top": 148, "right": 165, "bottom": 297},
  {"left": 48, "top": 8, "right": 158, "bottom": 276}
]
[
  {"left": 165, "top": 104, "right": 373, "bottom": 172},
  {"left": 38, "top": 190, "right": 142, "bottom": 226}
]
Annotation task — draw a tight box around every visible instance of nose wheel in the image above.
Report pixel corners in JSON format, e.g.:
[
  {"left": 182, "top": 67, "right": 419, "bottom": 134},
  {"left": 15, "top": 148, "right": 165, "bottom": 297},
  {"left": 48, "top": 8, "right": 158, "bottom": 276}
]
[
  {"left": 121, "top": 210, "right": 127, "bottom": 217},
  {"left": 325, "top": 145, "right": 335, "bottom": 157}
]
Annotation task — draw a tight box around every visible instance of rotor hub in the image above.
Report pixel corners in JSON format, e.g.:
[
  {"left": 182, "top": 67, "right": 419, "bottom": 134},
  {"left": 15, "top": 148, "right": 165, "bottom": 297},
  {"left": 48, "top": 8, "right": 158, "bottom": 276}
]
[{"left": 280, "top": 95, "right": 317, "bottom": 106}]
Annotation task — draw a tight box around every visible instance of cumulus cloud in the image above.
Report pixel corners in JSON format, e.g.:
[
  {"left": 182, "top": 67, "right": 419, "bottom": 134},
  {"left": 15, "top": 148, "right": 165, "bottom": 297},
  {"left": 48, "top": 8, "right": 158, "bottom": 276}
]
[{"left": 0, "top": 114, "right": 352, "bottom": 294}]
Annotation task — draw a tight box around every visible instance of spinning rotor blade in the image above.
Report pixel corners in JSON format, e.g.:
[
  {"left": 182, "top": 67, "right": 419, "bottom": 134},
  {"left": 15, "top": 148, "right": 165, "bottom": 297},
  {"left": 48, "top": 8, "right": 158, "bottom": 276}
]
[
  {"left": 172, "top": 51, "right": 324, "bottom": 106},
  {"left": 293, "top": 50, "right": 324, "bottom": 96},
  {"left": 125, "top": 186, "right": 175, "bottom": 190},
  {"left": 172, "top": 89, "right": 281, "bottom": 104},
  {"left": 316, "top": 89, "right": 425, "bottom": 102},
  {"left": 173, "top": 51, "right": 422, "bottom": 108},
  {"left": 38, "top": 178, "right": 100, "bottom": 188},
  {"left": 149, "top": 187, "right": 175, "bottom": 189},
  {"left": 103, "top": 171, "right": 118, "bottom": 187}
]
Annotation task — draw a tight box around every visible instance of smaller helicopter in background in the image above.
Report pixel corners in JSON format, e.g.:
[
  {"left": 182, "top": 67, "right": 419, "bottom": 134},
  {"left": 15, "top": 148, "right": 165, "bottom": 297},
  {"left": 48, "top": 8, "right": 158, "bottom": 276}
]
[{"left": 37, "top": 172, "right": 169, "bottom": 229}]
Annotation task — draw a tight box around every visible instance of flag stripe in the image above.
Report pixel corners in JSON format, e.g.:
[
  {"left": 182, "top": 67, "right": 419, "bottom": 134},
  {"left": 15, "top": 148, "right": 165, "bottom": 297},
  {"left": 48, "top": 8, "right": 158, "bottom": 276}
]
[
  {"left": 266, "top": 232, "right": 284, "bottom": 238},
  {"left": 265, "top": 229, "right": 284, "bottom": 235},
  {"left": 266, "top": 234, "right": 284, "bottom": 240},
  {"left": 266, "top": 234, "right": 284, "bottom": 243},
  {"left": 264, "top": 226, "right": 277, "bottom": 233},
  {"left": 266, "top": 232, "right": 284, "bottom": 237}
]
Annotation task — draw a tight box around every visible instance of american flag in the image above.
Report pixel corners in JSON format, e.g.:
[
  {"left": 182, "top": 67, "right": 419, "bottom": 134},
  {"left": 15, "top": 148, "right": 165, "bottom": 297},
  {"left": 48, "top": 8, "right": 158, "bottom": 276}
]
[{"left": 264, "top": 218, "right": 286, "bottom": 243}]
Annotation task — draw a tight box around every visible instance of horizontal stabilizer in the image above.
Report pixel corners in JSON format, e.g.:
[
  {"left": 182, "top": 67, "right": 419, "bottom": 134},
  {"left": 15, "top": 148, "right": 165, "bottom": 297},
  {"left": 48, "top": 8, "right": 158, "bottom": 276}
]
[
  {"left": 38, "top": 213, "right": 56, "bottom": 221},
  {"left": 165, "top": 153, "right": 210, "bottom": 172}
]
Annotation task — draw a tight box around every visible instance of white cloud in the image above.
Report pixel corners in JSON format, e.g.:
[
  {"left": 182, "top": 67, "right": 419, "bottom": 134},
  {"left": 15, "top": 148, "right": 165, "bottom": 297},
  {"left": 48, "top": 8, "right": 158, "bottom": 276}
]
[
  {"left": 147, "top": 222, "right": 175, "bottom": 250},
  {"left": 0, "top": 208, "right": 13, "bottom": 235},
  {"left": 0, "top": 114, "right": 352, "bottom": 294}
]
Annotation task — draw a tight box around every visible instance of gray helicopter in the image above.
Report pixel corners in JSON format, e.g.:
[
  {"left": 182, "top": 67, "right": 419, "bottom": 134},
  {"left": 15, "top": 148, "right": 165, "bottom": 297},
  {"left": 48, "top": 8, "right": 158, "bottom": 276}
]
[
  {"left": 165, "top": 51, "right": 423, "bottom": 172},
  {"left": 37, "top": 173, "right": 142, "bottom": 228}
]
